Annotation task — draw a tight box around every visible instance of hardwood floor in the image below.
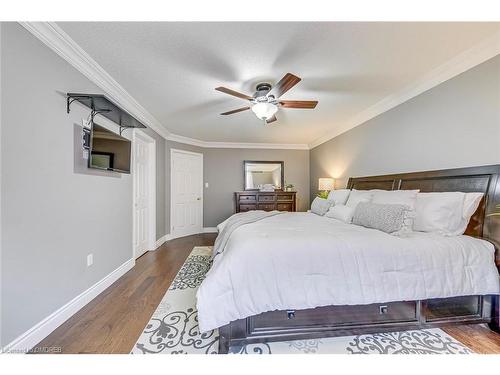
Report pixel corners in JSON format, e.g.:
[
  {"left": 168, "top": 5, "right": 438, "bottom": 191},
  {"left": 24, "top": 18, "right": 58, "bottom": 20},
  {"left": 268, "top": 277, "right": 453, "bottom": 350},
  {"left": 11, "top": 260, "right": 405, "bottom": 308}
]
[
  {"left": 34, "top": 233, "right": 500, "bottom": 354},
  {"left": 443, "top": 324, "right": 500, "bottom": 354},
  {"left": 35, "top": 233, "right": 216, "bottom": 354}
]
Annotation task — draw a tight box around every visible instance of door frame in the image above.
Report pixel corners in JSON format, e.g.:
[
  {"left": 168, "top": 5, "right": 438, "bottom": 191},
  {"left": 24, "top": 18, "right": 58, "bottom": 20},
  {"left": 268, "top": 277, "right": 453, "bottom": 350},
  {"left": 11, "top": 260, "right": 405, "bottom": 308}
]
[
  {"left": 170, "top": 148, "right": 204, "bottom": 239},
  {"left": 132, "top": 129, "right": 156, "bottom": 259}
]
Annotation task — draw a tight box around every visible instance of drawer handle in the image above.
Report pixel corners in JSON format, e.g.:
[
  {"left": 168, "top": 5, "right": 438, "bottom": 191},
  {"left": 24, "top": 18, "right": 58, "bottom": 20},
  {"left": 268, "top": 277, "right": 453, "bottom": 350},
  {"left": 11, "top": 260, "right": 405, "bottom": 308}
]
[
  {"left": 287, "top": 310, "right": 296, "bottom": 319},
  {"left": 379, "top": 305, "right": 388, "bottom": 315}
]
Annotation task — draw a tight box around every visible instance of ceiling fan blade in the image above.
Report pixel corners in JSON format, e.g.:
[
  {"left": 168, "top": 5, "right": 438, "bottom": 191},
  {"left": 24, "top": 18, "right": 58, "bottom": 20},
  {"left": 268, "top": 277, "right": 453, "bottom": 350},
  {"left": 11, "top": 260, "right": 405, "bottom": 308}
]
[
  {"left": 280, "top": 100, "right": 318, "bottom": 109},
  {"left": 220, "top": 106, "right": 251, "bottom": 115},
  {"left": 269, "top": 73, "right": 301, "bottom": 98},
  {"left": 266, "top": 115, "right": 277, "bottom": 124},
  {"left": 215, "top": 87, "right": 253, "bottom": 100}
]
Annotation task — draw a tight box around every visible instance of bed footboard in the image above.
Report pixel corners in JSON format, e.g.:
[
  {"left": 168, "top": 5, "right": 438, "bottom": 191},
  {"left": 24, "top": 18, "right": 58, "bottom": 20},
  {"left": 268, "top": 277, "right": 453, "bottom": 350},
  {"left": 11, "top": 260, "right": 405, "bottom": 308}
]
[
  {"left": 489, "top": 295, "right": 500, "bottom": 333},
  {"left": 218, "top": 323, "right": 231, "bottom": 354},
  {"left": 218, "top": 295, "right": 497, "bottom": 353}
]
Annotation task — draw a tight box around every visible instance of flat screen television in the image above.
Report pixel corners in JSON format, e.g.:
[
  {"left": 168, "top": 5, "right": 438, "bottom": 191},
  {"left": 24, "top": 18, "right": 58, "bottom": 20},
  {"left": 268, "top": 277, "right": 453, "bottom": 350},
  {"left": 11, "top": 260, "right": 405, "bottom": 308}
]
[{"left": 89, "top": 124, "right": 131, "bottom": 173}]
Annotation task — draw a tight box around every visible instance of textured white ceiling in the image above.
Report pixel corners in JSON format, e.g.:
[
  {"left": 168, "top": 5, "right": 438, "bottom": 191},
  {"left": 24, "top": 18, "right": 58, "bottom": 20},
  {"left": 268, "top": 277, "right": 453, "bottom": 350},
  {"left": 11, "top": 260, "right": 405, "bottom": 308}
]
[{"left": 58, "top": 22, "right": 499, "bottom": 144}]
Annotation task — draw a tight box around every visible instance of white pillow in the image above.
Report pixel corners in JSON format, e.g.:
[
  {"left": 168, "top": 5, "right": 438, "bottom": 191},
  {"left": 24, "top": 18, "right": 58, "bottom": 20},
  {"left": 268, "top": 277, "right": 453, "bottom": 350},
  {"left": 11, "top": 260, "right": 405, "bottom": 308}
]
[
  {"left": 325, "top": 205, "right": 355, "bottom": 223},
  {"left": 371, "top": 189, "right": 420, "bottom": 209},
  {"left": 310, "top": 197, "right": 333, "bottom": 216},
  {"left": 413, "top": 192, "right": 465, "bottom": 235},
  {"left": 463, "top": 192, "right": 484, "bottom": 218},
  {"left": 345, "top": 189, "right": 373, "bottom": 208},
  {"left": 455, "top": 192, "right": 484, "bottom": 235},
  {"left": 327, "top": 189, "right": 351, "bottom": 205}
]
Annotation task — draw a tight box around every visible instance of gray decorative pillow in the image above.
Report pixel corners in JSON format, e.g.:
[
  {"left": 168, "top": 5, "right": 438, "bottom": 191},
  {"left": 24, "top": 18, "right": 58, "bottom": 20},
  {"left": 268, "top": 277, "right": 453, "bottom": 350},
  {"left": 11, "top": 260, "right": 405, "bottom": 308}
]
[
  {"left": 352, "top": 202, "right": 413, "bottom": 235},
  {"left": 311, "top": 197, "right": 333, "bottom": 216}
]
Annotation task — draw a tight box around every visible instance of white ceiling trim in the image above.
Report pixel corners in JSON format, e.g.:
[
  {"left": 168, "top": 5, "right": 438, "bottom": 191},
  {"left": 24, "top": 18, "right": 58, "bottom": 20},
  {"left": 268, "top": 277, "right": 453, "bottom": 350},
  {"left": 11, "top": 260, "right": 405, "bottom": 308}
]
[
  {"left": 168, "top": 133, "right": 309, "bottom": 150},
  {"left": 308, "top": 30, "right": 500, "bottom": 149},
  {"left": 19, "top": 22, "right": 309, "bottom": 151}
]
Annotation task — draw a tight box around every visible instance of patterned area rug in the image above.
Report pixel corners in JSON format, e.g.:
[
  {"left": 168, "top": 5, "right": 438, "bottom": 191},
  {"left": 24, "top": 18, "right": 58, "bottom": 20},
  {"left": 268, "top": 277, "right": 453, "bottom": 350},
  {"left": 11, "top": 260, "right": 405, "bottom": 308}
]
[{"left": 131, "top": 246, "right": 472, "bottom": 354}]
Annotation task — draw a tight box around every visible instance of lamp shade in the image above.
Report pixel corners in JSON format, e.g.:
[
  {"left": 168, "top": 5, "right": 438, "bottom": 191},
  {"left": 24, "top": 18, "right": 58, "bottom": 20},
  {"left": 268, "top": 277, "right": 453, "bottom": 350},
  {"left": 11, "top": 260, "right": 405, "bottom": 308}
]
[
  {"left": 318, "top": 178, "right": 335, "bottom": 191},
  {"left": 251, "top": 102, "right": 278, "bottom": 120}
]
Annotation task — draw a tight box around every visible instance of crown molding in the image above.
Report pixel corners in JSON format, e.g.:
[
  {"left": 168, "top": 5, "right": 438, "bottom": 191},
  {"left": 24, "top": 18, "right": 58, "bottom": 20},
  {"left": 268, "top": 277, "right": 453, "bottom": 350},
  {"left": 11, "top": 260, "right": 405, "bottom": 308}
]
[
  {"left": 20, "top": 22, "right": 171, "bottom": 140},
  {"left": 167, "top": 133, "right": 309, "bottom": 150},
  {"left": 308, "top": 31, "right": 500, "bottom": 149},
  {"left": 203, "top": 141, "right": 309, "bottom": 150}
]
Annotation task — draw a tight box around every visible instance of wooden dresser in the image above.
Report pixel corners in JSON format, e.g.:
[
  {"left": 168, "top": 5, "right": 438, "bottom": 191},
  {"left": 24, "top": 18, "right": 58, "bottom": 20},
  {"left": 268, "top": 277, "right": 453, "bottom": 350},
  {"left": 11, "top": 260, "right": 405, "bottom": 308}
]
[{"left": 235, "top": 191, "right": 296, "bottom": 213}]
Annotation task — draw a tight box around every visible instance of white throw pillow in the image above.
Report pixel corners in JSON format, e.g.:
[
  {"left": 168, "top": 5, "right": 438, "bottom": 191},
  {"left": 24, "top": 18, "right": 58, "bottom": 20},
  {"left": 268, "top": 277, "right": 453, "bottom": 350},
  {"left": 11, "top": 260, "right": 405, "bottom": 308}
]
[
  {"left": 371, "top": 189, "right": 420, "bottom": 209},
  {"left": 325, "top": 205, "right": 355, "bottom": 223},
  {"left": 345, "top": 189, "right": 373, "bottom": 208},
  {"left": 327, "top": 189, "right": 351, "bottom": 205},
  {"left": 454, "top": 192, "right": 484, "bottom": 235},
  {"left": 310, "top": 197, "right": 333, "bottom": 216},
  {"left": 413, "top": 192, "right": 465, "bottom": 235},
  {"left": 463, "top": 192, "right": 484, "bottom": 219}
]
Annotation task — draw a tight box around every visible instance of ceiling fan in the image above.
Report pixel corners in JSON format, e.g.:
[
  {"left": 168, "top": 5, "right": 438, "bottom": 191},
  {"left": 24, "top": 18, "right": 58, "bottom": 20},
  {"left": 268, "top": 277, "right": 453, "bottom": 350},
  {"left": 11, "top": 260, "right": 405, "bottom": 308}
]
[{"left": 215, "top": 73, "right": 318, "bottom": 124}]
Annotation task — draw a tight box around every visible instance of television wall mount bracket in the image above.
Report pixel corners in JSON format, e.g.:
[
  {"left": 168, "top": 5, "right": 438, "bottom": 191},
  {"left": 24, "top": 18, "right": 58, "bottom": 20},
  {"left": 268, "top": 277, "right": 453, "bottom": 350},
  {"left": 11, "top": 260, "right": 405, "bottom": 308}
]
[{"left": 66, "top": 93, "right": 147, "bottom": 136}]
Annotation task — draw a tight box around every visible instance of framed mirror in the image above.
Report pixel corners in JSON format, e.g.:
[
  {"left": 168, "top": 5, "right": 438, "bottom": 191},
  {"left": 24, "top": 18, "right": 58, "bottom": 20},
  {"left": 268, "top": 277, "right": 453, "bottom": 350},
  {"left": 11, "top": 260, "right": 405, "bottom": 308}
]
[{"left": 244, "top": 161, "right": 284, "bottom": 191}]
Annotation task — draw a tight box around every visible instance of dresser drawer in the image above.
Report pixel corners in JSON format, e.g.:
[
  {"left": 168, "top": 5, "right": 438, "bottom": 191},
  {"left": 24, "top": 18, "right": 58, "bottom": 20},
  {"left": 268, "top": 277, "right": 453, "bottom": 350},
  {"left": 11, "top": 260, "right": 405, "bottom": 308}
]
[
  {"left": 276, "top": 194, "right": 294, "bottom": 201},
  {"left": 250, "top": 301, "right": 418, "bottom": 333},
  {"left": 257, "top": 203, "right": 275, "bottom": 211},
  {"left": 238, "top": 194, "right": 257, "bottom": 202},
  {"left": 235, "top": 191, "right": 295, "bottom": 213},
  {"left": 258, "top": 195, "right": 276, "bottom": 202},
  {"left": 239, "top": 204, "right": 257, "bottom": 212},
  {"left": 277, "top": 203, "right": 293, "bottom": 211}
]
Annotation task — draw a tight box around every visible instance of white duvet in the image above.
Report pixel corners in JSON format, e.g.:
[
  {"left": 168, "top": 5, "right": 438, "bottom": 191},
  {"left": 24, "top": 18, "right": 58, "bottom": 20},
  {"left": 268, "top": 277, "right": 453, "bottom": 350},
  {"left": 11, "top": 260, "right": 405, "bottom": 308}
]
[{"left": 196, "top": 212, "right": 500, "bottom": 332}]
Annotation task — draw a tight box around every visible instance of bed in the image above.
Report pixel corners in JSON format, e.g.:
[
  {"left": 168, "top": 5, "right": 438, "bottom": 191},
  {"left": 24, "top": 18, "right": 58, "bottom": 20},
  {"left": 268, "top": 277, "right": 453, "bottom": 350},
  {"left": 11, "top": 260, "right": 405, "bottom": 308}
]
[{"left": 196, "top": 165, "right": 500, "bottom": 353}]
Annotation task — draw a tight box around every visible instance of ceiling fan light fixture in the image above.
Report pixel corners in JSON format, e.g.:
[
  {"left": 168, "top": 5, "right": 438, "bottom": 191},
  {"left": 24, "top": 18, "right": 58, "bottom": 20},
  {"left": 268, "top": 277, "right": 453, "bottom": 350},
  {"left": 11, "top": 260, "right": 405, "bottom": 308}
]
[
  {"left": 215, "top": 73, "right": 317, "bottom": 124},
  {"left": 251, "top": 102, "right": 278, "bottom": 121}
]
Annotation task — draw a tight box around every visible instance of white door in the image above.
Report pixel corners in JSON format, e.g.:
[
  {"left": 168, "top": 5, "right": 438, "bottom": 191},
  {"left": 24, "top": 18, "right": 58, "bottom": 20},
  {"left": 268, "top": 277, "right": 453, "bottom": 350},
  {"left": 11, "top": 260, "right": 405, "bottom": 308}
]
[
  {"left": 133, "top": 132, "right": 155, "bottom": 258},
  {"left": 171, "top": 149, "right": 203, "bottom": 238}
]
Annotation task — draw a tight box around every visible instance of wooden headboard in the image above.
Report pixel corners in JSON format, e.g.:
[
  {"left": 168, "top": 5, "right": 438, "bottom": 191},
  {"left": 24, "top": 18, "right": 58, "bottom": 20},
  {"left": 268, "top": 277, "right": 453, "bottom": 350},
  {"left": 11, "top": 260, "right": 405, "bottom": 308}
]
[{"left": 347, "top": 165, "right": 500, "bottom": 268}]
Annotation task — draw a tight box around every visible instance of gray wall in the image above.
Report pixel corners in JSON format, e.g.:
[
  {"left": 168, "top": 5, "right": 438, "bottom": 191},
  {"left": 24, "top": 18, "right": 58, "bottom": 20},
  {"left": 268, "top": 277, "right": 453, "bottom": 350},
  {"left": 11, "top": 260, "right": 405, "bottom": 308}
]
[
  {"left": 310, "top": 55, "right": 500, "bottom": 200},
  {"left": 0, "top": 23, "right": 164, "bottom": 346},
  {"left": 165, "top": 141, "right": 310, "bottom": 230},
  {"left": 203, "top": 148, "right": 310, "bottom": 226}
]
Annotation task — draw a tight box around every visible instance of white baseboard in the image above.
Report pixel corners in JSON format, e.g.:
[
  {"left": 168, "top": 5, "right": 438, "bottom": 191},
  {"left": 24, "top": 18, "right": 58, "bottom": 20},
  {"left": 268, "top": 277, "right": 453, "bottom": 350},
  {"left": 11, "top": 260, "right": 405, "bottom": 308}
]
[
  {"left": 154, "top": 234, "right": 170, "bottom": 249},
  {"left": 2, "top": 258, "right": 135, "bottom": 353},
  {"left": 163, "top": 228, "right": 218, "bottom": 243}
]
